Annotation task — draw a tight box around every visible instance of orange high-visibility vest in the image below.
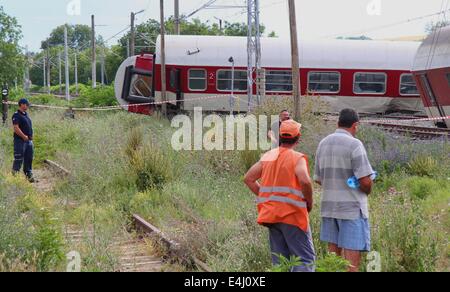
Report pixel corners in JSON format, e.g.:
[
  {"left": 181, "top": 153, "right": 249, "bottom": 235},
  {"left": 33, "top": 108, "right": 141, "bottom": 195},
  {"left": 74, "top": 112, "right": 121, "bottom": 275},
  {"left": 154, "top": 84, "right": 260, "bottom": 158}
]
[{"left": 257, "top": 147, "right": 310, "bottom": 232}]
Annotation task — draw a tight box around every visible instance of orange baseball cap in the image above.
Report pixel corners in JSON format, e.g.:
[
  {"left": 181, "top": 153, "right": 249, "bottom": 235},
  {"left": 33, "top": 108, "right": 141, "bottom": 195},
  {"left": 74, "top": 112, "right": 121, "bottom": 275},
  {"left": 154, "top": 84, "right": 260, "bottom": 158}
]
[{"left": 280, "top": 120, "right": 302, "bottom": 138}]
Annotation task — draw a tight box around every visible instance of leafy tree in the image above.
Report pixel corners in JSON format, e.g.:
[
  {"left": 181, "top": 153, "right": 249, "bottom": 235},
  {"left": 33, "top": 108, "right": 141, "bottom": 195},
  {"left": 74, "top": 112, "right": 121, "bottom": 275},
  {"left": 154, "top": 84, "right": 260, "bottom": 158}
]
[
  {"left": 41, "top": 24, "right": 101, "bottom": 50},
  {"left": 0, "top": 6, "right": 24, "bottom": 85}
]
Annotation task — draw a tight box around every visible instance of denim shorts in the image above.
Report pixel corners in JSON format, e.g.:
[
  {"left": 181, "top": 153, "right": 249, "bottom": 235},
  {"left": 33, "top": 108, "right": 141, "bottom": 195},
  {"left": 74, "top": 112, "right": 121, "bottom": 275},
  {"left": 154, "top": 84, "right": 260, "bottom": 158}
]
[{"left": 320, "top": 214, "right": 371, "bottom": 252}]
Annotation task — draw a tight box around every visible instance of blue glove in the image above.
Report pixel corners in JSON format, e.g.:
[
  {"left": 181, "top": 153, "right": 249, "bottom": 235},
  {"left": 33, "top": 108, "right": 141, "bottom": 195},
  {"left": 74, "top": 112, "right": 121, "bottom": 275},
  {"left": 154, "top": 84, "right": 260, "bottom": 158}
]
[{"left": 347, "top": 172, "right": 378, "bottom": 190}]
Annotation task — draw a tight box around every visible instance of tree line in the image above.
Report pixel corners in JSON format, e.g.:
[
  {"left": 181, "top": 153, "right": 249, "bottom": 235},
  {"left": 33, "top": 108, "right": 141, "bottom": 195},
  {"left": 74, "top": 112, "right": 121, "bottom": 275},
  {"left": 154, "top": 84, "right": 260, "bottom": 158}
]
[{"left": 1, "top": 4, "right": 447, "bottom": 90}]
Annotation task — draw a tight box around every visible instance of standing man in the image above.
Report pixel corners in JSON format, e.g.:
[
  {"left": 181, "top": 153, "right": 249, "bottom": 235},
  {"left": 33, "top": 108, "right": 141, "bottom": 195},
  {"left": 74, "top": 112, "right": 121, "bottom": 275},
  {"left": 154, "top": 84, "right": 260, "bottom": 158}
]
[
  {"left": 314, "top": 109, "right": 374, "bottom": 272},
  {"left": 245, "top": 120, "right": 315, "bottom": 272},
  {"left": 12, "top": 99, "right": 35, "bottom": 183},
  {"left": 268, "top": 110, "right": 291, "bottom": 148}
]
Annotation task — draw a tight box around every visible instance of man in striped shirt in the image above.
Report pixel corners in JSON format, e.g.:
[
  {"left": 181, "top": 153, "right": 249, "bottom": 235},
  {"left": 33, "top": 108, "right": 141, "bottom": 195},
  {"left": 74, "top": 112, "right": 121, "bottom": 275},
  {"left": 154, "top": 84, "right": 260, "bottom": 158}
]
[{"left": 314, "top": 109, "right": 374, "bottom": 272}]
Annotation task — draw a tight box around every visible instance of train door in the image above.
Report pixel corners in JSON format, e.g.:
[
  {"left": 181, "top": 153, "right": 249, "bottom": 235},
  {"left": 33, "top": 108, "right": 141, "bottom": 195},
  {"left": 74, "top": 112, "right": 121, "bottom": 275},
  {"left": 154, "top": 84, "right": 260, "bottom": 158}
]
[
  {"left": 419, "top": 73, "right": 447, "bottom": 127},
  {"left": 169, "top": 68, "right": 183, "bottom": 110}
]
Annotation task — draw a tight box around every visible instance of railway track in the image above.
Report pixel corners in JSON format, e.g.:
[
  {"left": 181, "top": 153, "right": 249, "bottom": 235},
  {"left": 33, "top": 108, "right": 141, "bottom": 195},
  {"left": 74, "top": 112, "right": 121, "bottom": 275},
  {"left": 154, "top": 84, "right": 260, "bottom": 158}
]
[
  {"left": 44, "top": 160, "right": 209, "bottom": 272},
  {"left": 369, "top": 122, "right": 450, "bottom": 139}
]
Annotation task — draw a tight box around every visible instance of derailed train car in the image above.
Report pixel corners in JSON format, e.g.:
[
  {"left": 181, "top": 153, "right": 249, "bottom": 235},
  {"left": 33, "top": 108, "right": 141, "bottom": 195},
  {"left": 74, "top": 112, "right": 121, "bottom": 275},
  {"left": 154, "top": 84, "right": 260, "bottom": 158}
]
[
  {"left": 412, "top": 26, "right": 450, "bottom": 128},
  {"left": 115, "top": 35, "right": 424, "bottom": 114}
]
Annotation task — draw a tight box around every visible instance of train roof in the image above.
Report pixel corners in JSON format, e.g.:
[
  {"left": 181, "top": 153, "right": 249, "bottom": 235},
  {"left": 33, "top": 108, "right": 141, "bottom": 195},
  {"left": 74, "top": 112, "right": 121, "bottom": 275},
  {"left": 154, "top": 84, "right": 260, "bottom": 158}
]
[
  {"left": 155, "top": 35, "right": 420, "bottom": 71},
  {"left": 413, "top": 26, "right": 450, "bottom": 71}
]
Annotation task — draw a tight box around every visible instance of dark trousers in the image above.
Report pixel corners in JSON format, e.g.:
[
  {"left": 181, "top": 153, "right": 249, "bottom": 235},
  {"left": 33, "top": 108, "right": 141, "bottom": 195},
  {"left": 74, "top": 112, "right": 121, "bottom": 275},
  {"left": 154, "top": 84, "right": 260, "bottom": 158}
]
[
  {"left": 13, "top": 139, "right": 34, "bottom": 177},
  {"left": 269, "top": 223, "right": 316, "bottom": 272}
]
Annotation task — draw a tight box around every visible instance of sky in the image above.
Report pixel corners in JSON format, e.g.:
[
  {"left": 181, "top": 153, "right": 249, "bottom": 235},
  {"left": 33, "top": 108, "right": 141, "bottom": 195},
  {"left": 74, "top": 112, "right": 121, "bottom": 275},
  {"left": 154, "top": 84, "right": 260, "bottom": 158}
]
[{"left": 1, "top": 0, "right": 450, "bottom": 52}]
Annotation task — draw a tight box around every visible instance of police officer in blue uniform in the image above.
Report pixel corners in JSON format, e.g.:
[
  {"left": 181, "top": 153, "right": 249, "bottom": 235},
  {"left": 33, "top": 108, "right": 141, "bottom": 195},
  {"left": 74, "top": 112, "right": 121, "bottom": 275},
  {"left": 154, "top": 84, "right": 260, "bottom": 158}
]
[{"left": 12, "top": 99, "right": 35, "bottom": 183}]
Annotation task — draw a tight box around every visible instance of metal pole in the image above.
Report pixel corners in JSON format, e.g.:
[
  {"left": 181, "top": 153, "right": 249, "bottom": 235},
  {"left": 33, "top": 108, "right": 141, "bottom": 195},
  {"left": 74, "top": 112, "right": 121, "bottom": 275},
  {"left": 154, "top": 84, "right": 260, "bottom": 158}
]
[
  {"left": 64, "top": 26, "right": 70, "bottom": 101},
  {"left": 254, "top": 0, "right": 262, "bottom": 105},
  {"left": 91, "top": 15, "right": 97, "bottom": 88},
  {"left": 288, "top": 0, "right": 301, "bottom": 121},
  {"left": 247, "top": 0, "right": 254, "bottom": 111},
  {"left": 74, "top": 51, "right": 79, "bottom": 95},
  {"left": 130, "top": 12, "right": 135, "bottom": 57},
  {"left": 160, "top": 0, "right": 167, "bottom": 117},
  {"left": 58, "top": 51, "right": 62, "bottom": 94},
  {"left": 46, "top": 48, "right": 51, "bottom": 94},
  {"left": 24, "top": 46, "right": 30, "bottom": 94},
  {"left": 230, "top": 58, "right": 235, "bottom": 115},
  {"left": 43, "top": 57, "right": 46, "bottom": 90},
  {"left": 1, "top": 84, "right": 8, "bottom": 126},
  {"left": 100, "top": 50, "right": 105, "bottom": 85},
  {"left": 175, "top": 0, "right": 180, "bottom": 35}
]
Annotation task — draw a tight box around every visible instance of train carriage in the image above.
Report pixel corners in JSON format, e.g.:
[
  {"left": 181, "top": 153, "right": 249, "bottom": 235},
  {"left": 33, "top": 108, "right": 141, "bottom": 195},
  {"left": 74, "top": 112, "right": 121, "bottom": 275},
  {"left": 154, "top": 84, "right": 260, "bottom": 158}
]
[
  {"left": 412, "top": 26, "right": 450, "bottom": 128},
  {"left": 115, "top": 35, "right": 424, "bottom": 114}
]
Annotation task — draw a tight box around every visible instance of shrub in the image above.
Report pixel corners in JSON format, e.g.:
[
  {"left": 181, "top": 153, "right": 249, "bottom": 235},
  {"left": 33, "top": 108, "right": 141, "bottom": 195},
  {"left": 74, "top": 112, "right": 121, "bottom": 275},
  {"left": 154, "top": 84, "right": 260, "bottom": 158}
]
[
  {"left": 132, "top": 144, "right": 173, "bottom": 191},
  {"left": 316, "top": 253, "right": 350, "bottom": 272},
  {"left": 407, "top": 156, "right": 438, "bottom": 177},
  {"left": 405, "top": 177, "right": 440, "bottom": 200},
  {"left": 270, "top": 255, "right": 303, "bottom": 272}
]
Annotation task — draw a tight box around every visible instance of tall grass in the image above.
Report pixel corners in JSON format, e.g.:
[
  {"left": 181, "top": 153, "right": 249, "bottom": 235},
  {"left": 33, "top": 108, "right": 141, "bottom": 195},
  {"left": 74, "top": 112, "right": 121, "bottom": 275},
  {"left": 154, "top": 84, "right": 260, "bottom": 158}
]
[{"left": 0, "top": 101, "right": 448, "bottom": 272}]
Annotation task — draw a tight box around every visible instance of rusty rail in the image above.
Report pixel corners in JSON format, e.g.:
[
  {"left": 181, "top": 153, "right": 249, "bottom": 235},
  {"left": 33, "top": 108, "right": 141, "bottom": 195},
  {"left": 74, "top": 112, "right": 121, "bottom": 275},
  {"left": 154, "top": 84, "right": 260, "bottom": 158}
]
[{"left": 132, "top": 214, "right": 212, "bottom": 272}]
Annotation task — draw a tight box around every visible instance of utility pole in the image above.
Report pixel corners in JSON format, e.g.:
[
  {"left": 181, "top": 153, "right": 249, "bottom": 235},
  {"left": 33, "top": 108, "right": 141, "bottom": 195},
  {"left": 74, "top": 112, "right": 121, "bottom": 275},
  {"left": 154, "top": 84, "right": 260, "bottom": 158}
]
[
  {"left": 43, "top": 56, "right": 46, "bottom": 90},
  {"left": 160, "top": 0, "right": 167, "bottom": 117},
  {"left": 64, "top": 26, "right": 70, "bottom": 101},
  {"left": 46, "top": 48, "right": 51, "bottom": 94},
  {"left": 91, "top": 15, "right": 97, "bottom": 88},
  {"left": 247, "top": 0, "right": 262, "bottom": 110},
  {"left": 130, "top": 12, "right": 135, "bottom": 57},
  {"left": 24, "top": 46, "right": 30, "bottom": 94},
  {"left": 58, "top": 50, "right": 62, "bottom": 94},
  {"left": 130, "top": 10, "right": 145, "bottom": 57},
  {"left": 74, "top": 51, "right": 79, "bottom": 95},
  {"left": 174, "top": 0, "right": 180, "bottom": 35},
  {"left": 100, "top": 50, "right": 105, "bottom": 85},
  {"left": 288, "top": 0, "right": 301, "bottom": 121}
]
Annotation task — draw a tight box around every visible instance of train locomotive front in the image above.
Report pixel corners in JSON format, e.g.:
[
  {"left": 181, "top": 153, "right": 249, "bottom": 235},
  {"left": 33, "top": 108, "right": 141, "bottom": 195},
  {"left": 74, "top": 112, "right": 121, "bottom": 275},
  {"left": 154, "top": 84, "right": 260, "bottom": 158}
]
[{"left": 114, "top": 53, "right": 155, "bottom": 115}]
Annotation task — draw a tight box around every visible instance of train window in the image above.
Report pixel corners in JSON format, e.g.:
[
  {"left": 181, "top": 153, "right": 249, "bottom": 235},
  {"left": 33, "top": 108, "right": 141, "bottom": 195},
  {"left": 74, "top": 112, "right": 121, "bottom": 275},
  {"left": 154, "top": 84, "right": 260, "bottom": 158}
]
[
  {"left": 353, "top": 73, "right": 386, "bottom": 94},
  {"left": 188, "top": 69, "right": 207, "bottom": 91},
  {"left": 446, "top": 73, "right": 450, "bottom": 87},
  {"left": 217, "top": 70, "right": 248, "bottom": 91},
  {"left": 400, "top": 74, "right": 419, "bottom": 96},
  {"left": 129, "top": 74, "right": 153, "bottom": 98},
  {"left": 308, "top": 72, "right": 340, "bottom": 93},
  {"left": 266, "top": 70, "right": 293, "bottom": 92}
]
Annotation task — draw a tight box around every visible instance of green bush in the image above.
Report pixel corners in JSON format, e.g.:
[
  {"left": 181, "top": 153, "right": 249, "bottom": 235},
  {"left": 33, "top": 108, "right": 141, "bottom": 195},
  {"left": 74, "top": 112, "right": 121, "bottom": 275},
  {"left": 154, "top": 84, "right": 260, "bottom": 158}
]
[
  {"left": 126, "top": 129, "right": 173, "bottom": 191},
  {"left": 316, "top": 253, "right": 350, "bottom": 272},
  {"left": 75, "top": 85, "right": 117, "bottom": 107},
  {"left": 407, "top": 156, "right": 439, "bottom": 177},
  {"left": 406, "top": 177, "right": 440, "bottom": 200}
]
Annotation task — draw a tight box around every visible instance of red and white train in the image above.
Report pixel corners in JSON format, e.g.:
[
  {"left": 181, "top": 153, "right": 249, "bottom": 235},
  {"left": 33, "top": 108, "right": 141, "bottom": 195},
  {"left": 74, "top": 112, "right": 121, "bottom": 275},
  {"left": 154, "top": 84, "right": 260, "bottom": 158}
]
[
  {"left": 115, "top": 35, "right": 424, "bottom": 115},
  {"left": 413, "top": 26, "right": 450, "bottom": 128}
]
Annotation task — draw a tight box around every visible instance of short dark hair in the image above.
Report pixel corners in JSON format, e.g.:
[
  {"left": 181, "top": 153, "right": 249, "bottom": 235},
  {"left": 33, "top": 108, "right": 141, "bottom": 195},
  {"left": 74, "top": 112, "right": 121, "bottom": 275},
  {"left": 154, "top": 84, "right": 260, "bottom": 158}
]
[
  {"left": 280, "top": 135, "right": 300, "bottom": 145},
  {"left": 338, "top": 108, "right": 360, "bottom": 128},
  {"left": 18, "top": 99, "right": 29, "bottom": 106},
  {"left": 280, "top": 109, "right": 289, "bottom": 114}
]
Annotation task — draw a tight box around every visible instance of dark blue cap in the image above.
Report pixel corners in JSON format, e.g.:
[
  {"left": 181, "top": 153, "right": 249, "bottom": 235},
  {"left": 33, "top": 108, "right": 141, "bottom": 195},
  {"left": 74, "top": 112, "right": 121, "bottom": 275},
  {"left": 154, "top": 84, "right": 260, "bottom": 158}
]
[{"left": 18, "top": 98, "right": 30, "bottom": 106}]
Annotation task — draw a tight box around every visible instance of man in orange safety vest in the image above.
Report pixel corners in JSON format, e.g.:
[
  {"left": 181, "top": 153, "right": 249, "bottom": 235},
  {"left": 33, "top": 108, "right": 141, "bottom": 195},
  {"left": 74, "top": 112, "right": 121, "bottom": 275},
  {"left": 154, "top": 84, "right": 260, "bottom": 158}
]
[{"left": 244, "top": 120, "right": 315, "bottom": 272}]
